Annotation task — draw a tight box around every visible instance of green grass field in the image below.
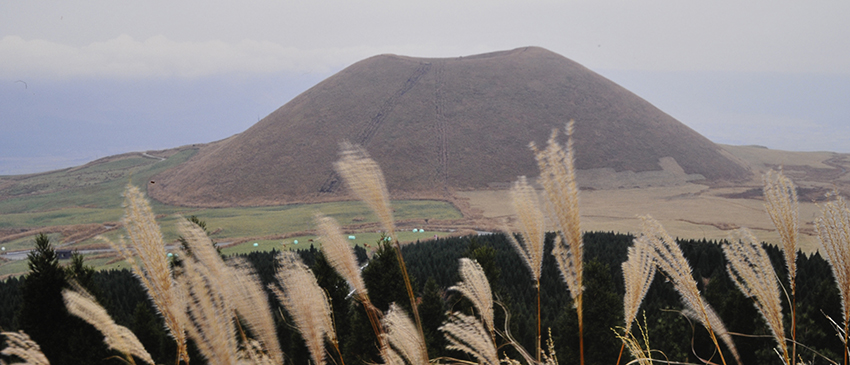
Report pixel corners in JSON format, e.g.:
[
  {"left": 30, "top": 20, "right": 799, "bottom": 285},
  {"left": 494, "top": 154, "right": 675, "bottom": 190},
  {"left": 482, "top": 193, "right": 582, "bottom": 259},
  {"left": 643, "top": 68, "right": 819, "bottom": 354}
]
[
  {"left": 0, "top": 150, "right": 196, "bottom": 216},
  {"left": 0, "top": 199, "right": 462, "bottom": 277},
  {"left": 1, "top": 199, "right": 461, "bottom": 247},
  {"left": 0, "top": 146, "right": 464, "bottom": 278},
  {"left": 0, "top": 227, "right": 458, "bottom": 278},
  {"left": 219, "top": 229, "right": 454, "bottom": 256}
]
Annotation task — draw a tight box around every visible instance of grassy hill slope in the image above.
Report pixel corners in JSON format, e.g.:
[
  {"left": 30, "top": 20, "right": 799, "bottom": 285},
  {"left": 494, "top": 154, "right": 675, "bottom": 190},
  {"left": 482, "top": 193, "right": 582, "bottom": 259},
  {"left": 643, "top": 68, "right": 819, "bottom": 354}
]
[{"left": 150, "top": 46, "right": 751, "bottom": 207}]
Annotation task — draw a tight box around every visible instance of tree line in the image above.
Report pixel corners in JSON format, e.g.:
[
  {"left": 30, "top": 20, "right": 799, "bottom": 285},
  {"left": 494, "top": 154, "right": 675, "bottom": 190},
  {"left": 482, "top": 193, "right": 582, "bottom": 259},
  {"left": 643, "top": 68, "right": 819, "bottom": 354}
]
[{"left": 0, "top": 230, "right": 844, "bottom": 364}]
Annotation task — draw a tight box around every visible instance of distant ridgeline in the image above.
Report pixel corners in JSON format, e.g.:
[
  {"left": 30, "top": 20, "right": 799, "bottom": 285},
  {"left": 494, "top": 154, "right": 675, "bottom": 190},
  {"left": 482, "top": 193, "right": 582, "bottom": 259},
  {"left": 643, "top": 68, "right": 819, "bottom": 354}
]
[{"left": 0, "top": 232, "right": 843, "bottom": 364}]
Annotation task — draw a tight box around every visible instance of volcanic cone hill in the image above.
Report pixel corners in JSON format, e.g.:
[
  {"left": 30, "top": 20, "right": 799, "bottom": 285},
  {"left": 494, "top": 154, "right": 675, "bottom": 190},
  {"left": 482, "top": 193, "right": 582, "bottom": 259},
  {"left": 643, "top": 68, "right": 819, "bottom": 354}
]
[{"left": 149, "top": 46, "right": 751, "bottom": 207}]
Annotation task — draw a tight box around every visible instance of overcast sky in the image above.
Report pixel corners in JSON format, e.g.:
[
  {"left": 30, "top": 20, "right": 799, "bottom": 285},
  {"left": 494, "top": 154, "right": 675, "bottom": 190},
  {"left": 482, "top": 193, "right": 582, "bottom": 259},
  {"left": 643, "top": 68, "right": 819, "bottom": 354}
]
[{"left": 2, "top": 1, "right": 849, "bottom": 174}]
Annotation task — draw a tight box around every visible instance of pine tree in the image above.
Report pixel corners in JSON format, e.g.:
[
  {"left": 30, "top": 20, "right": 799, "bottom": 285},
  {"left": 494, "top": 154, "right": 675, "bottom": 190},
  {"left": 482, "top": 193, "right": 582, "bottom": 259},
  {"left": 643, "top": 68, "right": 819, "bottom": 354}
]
[
  {"left": 18, "top": 233, "right": 113, "bottom": 364},
  {"left": 419, "top": 277, "right": 447, "bottom": 359},
  {"left": 362, "top": 241, "right": 410, "bottom": 312},
  {"left": 19, "top": 234, "right": 67, "bottom": 361}
]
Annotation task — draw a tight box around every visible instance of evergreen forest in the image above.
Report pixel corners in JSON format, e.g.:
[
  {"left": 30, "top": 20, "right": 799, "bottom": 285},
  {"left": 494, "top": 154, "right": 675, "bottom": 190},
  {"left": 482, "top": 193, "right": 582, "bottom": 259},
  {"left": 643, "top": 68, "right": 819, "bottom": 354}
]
[{"left": 0, "top": 230, "right": 846, "bottom": 364}]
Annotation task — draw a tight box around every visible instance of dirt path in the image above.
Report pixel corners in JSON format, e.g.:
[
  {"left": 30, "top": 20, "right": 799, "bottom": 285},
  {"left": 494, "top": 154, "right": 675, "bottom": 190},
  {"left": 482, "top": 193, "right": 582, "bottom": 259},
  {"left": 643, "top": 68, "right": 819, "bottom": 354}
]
[
  {"left": 433, "top": 61, "right": 449, "bottom": 191},
  {"left": 319, "top": 62, "right": 432, "bottom": 193}
]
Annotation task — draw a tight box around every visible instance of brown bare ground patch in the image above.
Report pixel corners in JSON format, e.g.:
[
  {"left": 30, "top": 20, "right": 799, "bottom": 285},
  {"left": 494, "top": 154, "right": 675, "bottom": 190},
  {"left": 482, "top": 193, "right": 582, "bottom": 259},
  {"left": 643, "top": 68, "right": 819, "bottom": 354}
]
[
  {"left": 458, "top": 182, "right": 824, "bottom": 253},
  {"left": 721, "top": 145, "right": 850, "bottom": 192}
]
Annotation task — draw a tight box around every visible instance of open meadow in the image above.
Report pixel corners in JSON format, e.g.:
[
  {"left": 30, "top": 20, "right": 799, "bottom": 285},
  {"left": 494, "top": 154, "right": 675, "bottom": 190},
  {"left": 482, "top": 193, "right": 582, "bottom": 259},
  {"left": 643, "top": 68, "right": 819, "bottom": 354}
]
[{"left": 2, "top": 144, "right": 849, "bottom": 278}]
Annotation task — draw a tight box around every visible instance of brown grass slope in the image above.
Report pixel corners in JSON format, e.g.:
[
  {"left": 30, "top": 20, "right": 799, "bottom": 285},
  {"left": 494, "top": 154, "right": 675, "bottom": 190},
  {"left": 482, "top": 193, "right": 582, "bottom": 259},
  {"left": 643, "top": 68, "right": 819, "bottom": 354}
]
[{"left": 150, "top": 46, "right": 750, "bottom": 207}]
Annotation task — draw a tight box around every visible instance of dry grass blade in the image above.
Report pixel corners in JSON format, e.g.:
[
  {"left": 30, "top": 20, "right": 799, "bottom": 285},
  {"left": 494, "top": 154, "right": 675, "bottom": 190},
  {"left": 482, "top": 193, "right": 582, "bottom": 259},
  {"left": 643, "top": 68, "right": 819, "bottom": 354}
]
[
  {"left": 763, "top": 170, "right": 799, "bottom": 290},
  {"left": 507, "top": 176, "right": 546, "bottom": 281},
  {"left": 723, "top": 228, "right": 787, "bottom": 363},
  {"left": 335, "top": 142, "right": 395, "bottom": 239},
  {"left": 316, "top": 213, "right": 368, "bottom": 299},
  {"left": 62, "top": 288, "right": 155, "bottom": 365},
  {"left": 177, "top": 255, "right": 238, "bottom": 365},
  {"left": 615, "top": 314, "right": 653, "bottom": 365},
  {"left": 815, "top": 193, "right": 850, "bottom": 365},
  {"left": 440, "top": 312, "right": 498, "bottom": 365},
  {"left": 622, "top": 235, "right": 657, "bottom": 334},
  {"left": 108, "top": 184, "right": 188, "bottom": 363},
  {"left": 1, "top": 331, "right": 49, "bottom": 365},
  {"left": 273, "top": 252, "right": 335, "bottom": 365},
  {"left": 382, "top": 303, "right": 427, "bottom": 365},
  {"left": 683, "top": 303, "right": 742, "bottom": 365},
  {"left": 640, "top": 215, "right": 738, "bottom": 365},
  {"left": 449, "top": 258, "right": 494, "bottom": 335}
]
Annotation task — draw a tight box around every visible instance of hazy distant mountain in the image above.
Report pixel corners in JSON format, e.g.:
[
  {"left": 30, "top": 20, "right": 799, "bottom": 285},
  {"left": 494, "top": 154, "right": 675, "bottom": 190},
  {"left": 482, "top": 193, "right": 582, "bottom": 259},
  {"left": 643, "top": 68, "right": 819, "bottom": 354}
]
[{"left": 149, "top": 47, "right": 751, "bottom": 207}]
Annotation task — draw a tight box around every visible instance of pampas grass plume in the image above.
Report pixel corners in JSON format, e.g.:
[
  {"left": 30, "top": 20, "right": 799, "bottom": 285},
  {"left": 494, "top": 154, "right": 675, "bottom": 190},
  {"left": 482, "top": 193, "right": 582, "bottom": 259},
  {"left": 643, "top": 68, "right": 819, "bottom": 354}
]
[
  {"left": 530, "top": 122, "right": 584, "bottom": 363},
  {"left": 106, "top": 184, "right": 188, "bottom": 363},
  {"left": 723, "top": 228, "right": 787, "bottom": 363},
  {"left": 222, "top": 259, "right": 283, "bottom": 365},
  {"left": 440, "top": 312, "right": 499, "bottom": 365},
  {"left": 177, "top": 254, "right": 239, "bottom": 365},
  {"left": 315, "top": 213, "right": 368, "bottom": 299},
  {"left": 763, "top": 170, "right": 799, "bottom": 290},
  {"left": 62, "top": 288, "right": 155, "bottom": 365},
  {"left": 640, "top": 215, "right": 739, "bottom": 365},
  {"left": 507, "top": 176, "right": 546, "bottom": 282},
  {"left": 335, "top": 142, "right": 395, "bottom": 239},
  {"left": 177, "top": 219, "right": 283, "bottom": 364},
  {"left": 622, "top": 235, "right": 656, "bottom": 334},
  {"left": 382, "top": 303, "right": 427, "bottom": 365},
  {"left": 273, "top": 252, "right": 336, "bottom": 365},
  {"left": 449, "top": 258, "right": 494, "bottom": 336},
  {"left": 815, "top": 193, "right": 850, "bottom": 365},
  {"left": 531, "top": 122, "right": 583, "bottom": 298},
  {"left": 1, "top": 331, "right": 49, "bottom": 365}
]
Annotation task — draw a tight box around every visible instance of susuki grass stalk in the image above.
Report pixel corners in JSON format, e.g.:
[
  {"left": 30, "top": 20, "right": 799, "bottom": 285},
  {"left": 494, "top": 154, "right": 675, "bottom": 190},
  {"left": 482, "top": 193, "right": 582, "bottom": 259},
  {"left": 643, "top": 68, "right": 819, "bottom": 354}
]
[
  {"left": 273, "top": 252, "right": 336, "bottom": 365},
  {"left": 506, "top": 175, "right": 546, "bottom": 361},
  {"left": 334, "top": 142, "right": 428, "bottom": 362},
  {"left": 815, "top": 193, "right": 850, "bottom": 365},
  {"left": 315, "top": 213, "right": 386, "bottom": 353},
  {"left": 221, "top": 259, "right": 283, "bottom": 365},
  {"left": 440, "top": 258, "right": 502, "bottom": 365},
  {"left": 531, "top": 122, "right": 584, "bottom": 365},
  {"left": 334, "top": 142, "right": 395, "bottom": 240},
  {"left": 105, "top": 185, "right": 189, "bottom": 364},
  {"left": 639, "top": 215, "right": 739, "bottom": 365},
  {"left": 617, "top": 235, "right": 657, "bottom": 365},
  {"left": 382, "top": 303, "right": 428, "bottom": 365},
  {"left": 177, "top": 219, "right": 282, "bottom": 364},
  {"left": 63, "top": 287, "right": 155, "bottom": 365},
  {"left": 622, "top": 236, "right": 656, "bottom": 336},
  {"left": 449, "top": 258, "right": 495, "bottom": 340},
  {"left": 763, "top": 170, "right": 799, "bottom": 362},
  {"left": 177, "top": 254, "right": 240, "bottom": 365},
  {"left": 723, "top": 228, "right": 788, "bottom": 364},
  {"left": 440, "top": 312, "right": 499, "bottom": 365},
  {"left": 1, "top": 331, "right": 50, "bottom": 365}
]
